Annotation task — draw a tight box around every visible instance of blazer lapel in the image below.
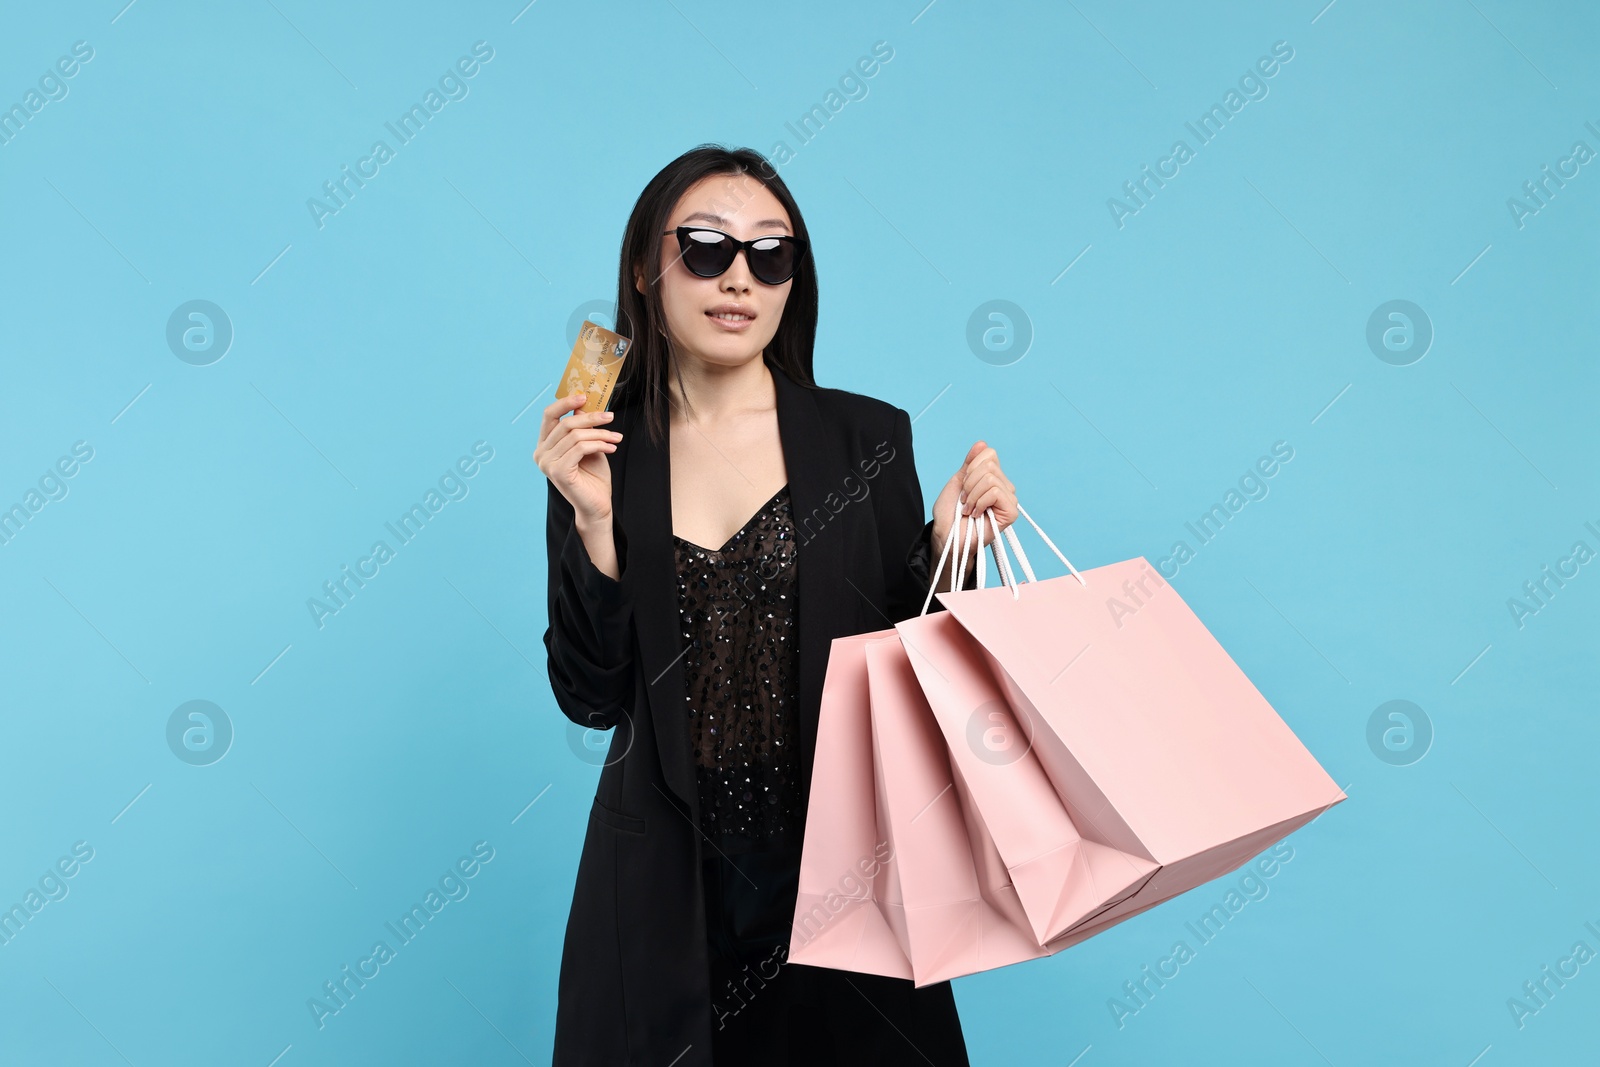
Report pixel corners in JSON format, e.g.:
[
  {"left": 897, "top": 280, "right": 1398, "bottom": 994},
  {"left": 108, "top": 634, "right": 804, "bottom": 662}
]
[{"left": 620, "top": 359, "right": 846, "bottom": 821}]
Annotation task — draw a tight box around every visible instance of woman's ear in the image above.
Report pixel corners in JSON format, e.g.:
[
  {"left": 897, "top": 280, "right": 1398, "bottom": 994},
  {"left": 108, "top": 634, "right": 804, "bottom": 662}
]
[{"left": 633, "top": 261, "right": 647, "bottom": 296}]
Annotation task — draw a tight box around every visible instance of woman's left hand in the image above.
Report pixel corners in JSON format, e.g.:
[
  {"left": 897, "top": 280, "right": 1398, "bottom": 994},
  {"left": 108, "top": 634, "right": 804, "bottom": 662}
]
[{"left": 931, "top": 441, "right": 1017, "bottom": 561}]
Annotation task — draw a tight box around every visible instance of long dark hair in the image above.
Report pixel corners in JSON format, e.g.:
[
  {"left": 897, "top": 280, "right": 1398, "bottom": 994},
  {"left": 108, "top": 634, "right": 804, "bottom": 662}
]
[{"left": 610, "top": 144, "right": 819, "bottom": 446}]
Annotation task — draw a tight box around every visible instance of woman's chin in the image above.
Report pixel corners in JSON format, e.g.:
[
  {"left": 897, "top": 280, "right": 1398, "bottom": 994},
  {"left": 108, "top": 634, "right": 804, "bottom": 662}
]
[{"left": 690, "top": 332, "right": 770, "bottom": 365}]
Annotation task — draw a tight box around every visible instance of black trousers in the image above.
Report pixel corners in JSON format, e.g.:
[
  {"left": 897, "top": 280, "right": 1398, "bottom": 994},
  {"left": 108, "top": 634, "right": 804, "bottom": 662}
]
[{"left": 700, "top": 838, "right": 971, "bottom": 1066}]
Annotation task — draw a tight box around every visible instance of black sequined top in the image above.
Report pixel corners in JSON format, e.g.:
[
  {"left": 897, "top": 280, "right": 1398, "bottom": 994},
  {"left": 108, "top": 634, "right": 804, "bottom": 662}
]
[{"left": 673, "top": 483, "right": 801, "bottom": 850}]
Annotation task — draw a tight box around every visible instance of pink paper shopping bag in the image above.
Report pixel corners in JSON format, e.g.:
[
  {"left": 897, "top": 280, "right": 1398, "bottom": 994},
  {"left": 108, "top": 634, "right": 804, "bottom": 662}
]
[
  {"left": 929, "top": 502, "right": 1348, "bottom": 946},
  {"left": 863, "top": 635, "right": 1054, "bottom": 986},
  {"left": 896, "top": 606, "right": 1159, "bottom": 948},
  {"left": 786, "top": 630, "right": 913, "bottom": 980},
  {"left": 893, "top": 505, "right": 1158, "bottom": 951},
  {"left": 792, "top": 505, "right": 1117, "bottom": 986},
  {"left": 788, "top": 624, "right": 1048, "bottom": 987}
]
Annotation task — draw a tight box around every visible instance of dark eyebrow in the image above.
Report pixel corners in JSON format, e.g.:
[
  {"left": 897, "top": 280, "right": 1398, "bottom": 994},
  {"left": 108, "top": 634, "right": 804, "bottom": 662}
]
[{"left": 679, "top": 211, "right": 792, "bottom": 234}]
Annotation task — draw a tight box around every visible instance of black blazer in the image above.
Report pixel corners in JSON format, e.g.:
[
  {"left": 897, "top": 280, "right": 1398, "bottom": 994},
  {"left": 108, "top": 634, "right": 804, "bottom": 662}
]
[{"left": 543, "top": 356, "right": 976, "bottom": 1065}]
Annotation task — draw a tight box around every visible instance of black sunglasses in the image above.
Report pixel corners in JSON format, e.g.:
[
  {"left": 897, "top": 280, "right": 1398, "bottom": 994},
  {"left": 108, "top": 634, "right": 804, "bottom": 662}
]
[{"left": 661, "top": 226, "right": 807, "bottom": 285}]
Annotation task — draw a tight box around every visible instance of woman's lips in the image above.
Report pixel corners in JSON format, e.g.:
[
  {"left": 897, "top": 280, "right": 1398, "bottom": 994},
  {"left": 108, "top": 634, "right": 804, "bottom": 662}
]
[{"left": 706, "top": 311, "right": 754, "bottom": 332}]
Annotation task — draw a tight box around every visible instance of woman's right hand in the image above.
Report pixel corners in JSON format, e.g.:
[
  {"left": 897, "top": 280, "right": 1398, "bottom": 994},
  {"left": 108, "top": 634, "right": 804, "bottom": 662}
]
[{"left": 534, "top": 393, "right": 623, "bottom": 527}]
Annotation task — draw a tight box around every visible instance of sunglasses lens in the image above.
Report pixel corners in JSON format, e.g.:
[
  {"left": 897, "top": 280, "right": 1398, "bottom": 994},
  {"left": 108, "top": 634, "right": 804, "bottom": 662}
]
[
  {"left": 680, "top": 229, "right": 736, "bottom": 277},
  {"left": 748, "top": 237, "right": 798, "bottom": 285}
]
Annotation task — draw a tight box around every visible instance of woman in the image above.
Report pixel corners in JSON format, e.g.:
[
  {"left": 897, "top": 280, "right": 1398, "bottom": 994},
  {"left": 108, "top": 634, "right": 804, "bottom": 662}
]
[{"left": 536, "top": 144, "right": 1019, "bottom": 1065}]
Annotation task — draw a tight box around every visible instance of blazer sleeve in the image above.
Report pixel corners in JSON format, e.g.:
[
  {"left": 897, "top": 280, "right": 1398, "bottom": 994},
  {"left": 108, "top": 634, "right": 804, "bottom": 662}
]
[
  {"left": 542, "top": 478, "right": 635, "bottom": 730},
  {"left": 879, "top": 406, "right": 979, "bottom": 625}
]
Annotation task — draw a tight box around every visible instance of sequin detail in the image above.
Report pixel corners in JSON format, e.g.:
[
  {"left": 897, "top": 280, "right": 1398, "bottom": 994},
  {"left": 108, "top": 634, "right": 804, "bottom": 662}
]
[{"left": 674, "top": 483, "right": 801, "bottom": 844}]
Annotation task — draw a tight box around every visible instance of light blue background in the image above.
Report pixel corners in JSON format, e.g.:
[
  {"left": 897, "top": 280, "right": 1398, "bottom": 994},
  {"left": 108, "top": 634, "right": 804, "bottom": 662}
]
[{"left": 2, "top": 1, "right": 1596, "bottom": 1063}]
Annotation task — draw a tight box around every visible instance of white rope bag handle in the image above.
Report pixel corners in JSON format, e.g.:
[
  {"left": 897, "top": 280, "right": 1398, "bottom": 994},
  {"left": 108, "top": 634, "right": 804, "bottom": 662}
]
[{"left": 918, "top": 489, "right": 1086, "bottom": 616}]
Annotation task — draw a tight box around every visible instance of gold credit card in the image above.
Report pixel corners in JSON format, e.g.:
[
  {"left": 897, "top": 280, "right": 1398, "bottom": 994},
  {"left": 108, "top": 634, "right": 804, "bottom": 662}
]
[{"left": 556, "top": 320, "right": 631, "bottom": 413}]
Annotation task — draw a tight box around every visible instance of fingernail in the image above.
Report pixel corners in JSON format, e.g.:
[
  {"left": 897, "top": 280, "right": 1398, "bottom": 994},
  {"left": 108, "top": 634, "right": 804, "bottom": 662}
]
[{"left": 601, "top": 411, "right": 613, "bottom": 419}]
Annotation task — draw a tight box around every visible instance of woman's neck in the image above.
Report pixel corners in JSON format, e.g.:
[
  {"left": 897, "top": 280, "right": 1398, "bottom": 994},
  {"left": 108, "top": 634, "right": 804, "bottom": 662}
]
[{"left": 668, "top": 352, "right": 775, "bottom": 426}]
